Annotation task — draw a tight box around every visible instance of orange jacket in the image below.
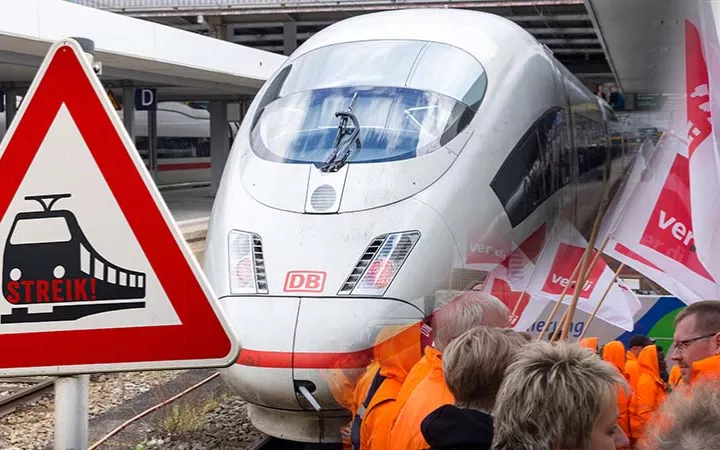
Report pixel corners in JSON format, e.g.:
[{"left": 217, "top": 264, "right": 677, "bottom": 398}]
[
  {"left": 358, "top": 324, "right": 421, "bottom": 450},
  {"left": 668, "top": 364, "right": 683, "bottom": 391},
  {"left": 388, "top": 346, "right": 455, "bottom": 450},
  {"left": 602, "top": 341, "right": 630, "bottom": 439},
  {"left": 393, "top": 346, "right": 435, "bottom": 414},
  {"left": 689, "top": 353, "right": 720, "bottom": 385},
  {"left": 625, "top": 351, "right": 640, "bottom": 392},
  {"left": 580, "top": 337, "right": 599, "bottom": 353},
  {"left": 629, "top": 345, "right": 666, "bottom": 441},
  {"left": 384, "top": 344, "right": 435, "bottom": 444}
]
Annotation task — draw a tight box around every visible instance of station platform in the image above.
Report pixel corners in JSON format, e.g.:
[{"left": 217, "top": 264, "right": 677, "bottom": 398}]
[
  {"left": 162, "top": 185, "right": 214, "bottom": 225},
  {"left": 162, "top": 186, "right": 213, "bottom": 260}
]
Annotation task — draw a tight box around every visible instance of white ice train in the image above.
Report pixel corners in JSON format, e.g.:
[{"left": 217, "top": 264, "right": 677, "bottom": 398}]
[{"left": 204, "top": 9, "right": 630, "bottom": 443}]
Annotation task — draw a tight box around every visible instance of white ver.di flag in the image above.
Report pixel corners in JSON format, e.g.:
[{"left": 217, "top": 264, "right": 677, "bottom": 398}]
[
  {"left": 690, "top": 10, "right": 720, "bottom": 282},
  {"left": 482, "top": 248, "right": 551, "bottom": 331},
  {"left": 604, "top": 130, "right": 720, "bottom": 301},
  {"left": 597, "top": 139, "right": 709, "bottom": 303},
  {"left": 525, "top": 217, "right": 639, "bottom": 331}
]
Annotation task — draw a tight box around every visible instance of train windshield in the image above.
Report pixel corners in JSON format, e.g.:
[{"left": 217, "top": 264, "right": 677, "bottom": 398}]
[
  {"left": 10, "top": 217, "right": 72, "bottom": 245},
  {"left": 250, "top": 40, "right": 487, "bottom": 164}
]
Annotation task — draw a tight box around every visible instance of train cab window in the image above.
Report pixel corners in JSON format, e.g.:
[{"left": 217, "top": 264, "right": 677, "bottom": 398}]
[
  {"left": 250, "top": 40, "right": 487, "bottom": 165},
  {"left": 9, "top": 217, "right": 72, "bottom": 245},
  {"left": 491, "top": 108, "right": 568, "bottom": 227}
]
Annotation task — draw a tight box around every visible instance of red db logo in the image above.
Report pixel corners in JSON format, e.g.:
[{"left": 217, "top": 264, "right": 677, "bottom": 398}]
[{"left": 283, "top": 271, "right": 327, "bottom": 293}]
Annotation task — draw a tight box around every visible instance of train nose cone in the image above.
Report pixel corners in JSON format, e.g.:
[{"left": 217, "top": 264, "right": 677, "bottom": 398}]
[{"left": 218, "top": 295, "right": 423, "bottom": 442}]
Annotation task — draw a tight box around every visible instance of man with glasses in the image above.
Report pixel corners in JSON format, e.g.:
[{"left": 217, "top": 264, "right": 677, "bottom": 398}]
[{"left": 670, "top": 301, "right": 720, "bottom": 384}]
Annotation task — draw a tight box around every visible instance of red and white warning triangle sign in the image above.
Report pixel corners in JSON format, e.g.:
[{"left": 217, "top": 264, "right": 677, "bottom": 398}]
[{"left": 0, "top": 39, "right": 238, "bottom": 375}]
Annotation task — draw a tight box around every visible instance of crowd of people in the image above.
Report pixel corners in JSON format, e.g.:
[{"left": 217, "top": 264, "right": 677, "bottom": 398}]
[{"left": 329, "top": 292, "right": 720, "bottom": 450}]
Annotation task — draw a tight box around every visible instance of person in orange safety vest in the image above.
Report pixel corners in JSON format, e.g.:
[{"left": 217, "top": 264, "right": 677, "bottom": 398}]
[
  {"left": 349, "top": 322, "right": 422, "bottom": 450},
  {"left": 669, "top": 301, "right": 720, "bottom": 386},
  {"left": 625, "top": 335, "right": 654, "bottom": 391},
  {"left": 602, "top": 340, "right": 631, "bottom": 443},
  {"left": 579, "top": 337, "right": 599, "bottom": 354},
  {"left": 388, "top": 291, "right": 512, "bottom": 450},
  {"left": 327, "top": 351, "right": 376, "bottom": 450},
  {"left": 667, "top": 364, "right": 682, "bottom": 392},
  {"left": 628, "top": 345, "right": 666, "bottom": 446}
]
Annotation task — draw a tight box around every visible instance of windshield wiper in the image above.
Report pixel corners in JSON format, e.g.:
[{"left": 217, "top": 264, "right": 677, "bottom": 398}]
[{"left": 321, "top": 93, "right": 362, "bottom": 173}]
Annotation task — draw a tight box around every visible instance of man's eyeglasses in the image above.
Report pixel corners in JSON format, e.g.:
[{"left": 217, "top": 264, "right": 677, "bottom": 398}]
[{"left": 672, "top": 332, "right": 719, "bottom": 352}]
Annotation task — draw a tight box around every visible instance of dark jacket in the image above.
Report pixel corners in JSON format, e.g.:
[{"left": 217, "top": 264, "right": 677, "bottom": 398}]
[{"left": 420, "top": 404, "right": 493, "bottom": 450}]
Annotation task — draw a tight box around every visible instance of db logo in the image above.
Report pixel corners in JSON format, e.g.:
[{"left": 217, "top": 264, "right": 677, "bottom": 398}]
[{"left": 283, "top": 271, "right": 327, "bottom": 293}]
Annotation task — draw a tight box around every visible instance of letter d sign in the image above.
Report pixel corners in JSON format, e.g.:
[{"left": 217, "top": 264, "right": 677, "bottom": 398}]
[{"left": 134, "top": 88, "right": 157, "bottom": 111}]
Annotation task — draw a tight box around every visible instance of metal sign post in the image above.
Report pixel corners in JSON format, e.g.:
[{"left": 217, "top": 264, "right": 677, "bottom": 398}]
[
  {"left": 54, "top": 375, "right": 89, "bottom": 450},
  {"left": 51, "top": 37, "right": 97, "bottom": 450}
]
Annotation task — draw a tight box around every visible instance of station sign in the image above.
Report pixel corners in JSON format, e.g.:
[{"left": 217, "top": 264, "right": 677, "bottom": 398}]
[
  {"left": 134, "top": 88, "right": 157, "bottom": 111},
  {"left": 0, "top": 39, "right": 238, "bottom": 376},
  {"left": 635, "top": 94, "right": 667, "bottom": 112}
]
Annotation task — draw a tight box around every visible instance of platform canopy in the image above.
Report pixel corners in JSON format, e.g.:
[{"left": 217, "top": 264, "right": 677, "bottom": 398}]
[
  {"left": 586, "top": 0, "right": 687, "bottom": 94},
  {"left": 0, "top": 0, "right": 286, "bottom": 101},
  {"left": 67, "top": 0, "right": 616, "bottom": 85}
]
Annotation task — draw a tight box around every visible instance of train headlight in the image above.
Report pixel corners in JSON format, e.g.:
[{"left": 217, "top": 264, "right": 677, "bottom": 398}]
[
  {"left": 346, "top": 231, "right": 420, "bottom": 296},
  {"left": 228, "top": 230, "right": 268, "bottom": 295}
]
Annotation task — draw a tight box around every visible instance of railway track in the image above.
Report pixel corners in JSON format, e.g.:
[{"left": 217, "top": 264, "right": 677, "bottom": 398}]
[
  {"left": 0, "top": 377, "right": 55, "bottom": 418},
  {"left": 250, "top": 436, "right": 343, "bottom": 450}
]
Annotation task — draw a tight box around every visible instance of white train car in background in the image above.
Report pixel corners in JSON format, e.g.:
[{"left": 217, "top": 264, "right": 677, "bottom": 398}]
[
  {"left": 0, "top": 101, "right": 238, "bottom": 186},
  {"left": 131, "top": 102, "right": 239, "bottom": 186}
]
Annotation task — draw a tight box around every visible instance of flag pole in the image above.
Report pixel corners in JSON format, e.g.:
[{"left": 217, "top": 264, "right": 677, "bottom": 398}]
[
  {"left": 551, "top": 310, "right": 567, "bottom": 342},
  {"left": 537, "top": 234, "right": 610, "bottom": 341},
  {"left": 561, "top": 197, "right": 614, "bottom": 340},
  {"left": 537, "top": 258, "right": 582, "bottom": 341},
  {"left": 552, "top": 235, "right": 611, "bottom": 341},
  {"left": 511, "top": 291, "right": 526, "bottom": 321},
  {"left": 578, "top": 263, "right": 626, "bottom": 341}
]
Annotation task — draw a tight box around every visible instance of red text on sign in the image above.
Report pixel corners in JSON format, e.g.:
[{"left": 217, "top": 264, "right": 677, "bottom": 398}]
[{"left": 6, "top": 278, "right": 97, "bottom": 304}]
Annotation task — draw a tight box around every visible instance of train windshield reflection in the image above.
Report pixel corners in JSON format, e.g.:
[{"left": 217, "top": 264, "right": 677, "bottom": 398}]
[{"left": 250, "top": 40, "right": 487, "bottom": 165}]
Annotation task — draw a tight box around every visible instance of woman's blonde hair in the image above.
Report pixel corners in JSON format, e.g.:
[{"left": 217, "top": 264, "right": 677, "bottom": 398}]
[
  {"left": 492, "top": 341, "right": 627, "bottom": 450},
  {"left": 442, "top": 326, "right": 528, "bottom": 411}
]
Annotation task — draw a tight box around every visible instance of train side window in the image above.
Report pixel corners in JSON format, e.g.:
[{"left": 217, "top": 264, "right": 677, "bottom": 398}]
[
  {"left": 490, "top": 136, "right": 531, "bottom": 227},
  {"left": 119, "top": 272, "right": 127, "bottom": 287},
  {"left": 491, "top": 108, "right": 564, "bottom": 227},
  {"left": 135, "top": 136, "right": 210, "bottom": 159},
  {"left": 523, "top": 132, "right": 546, "bottom": 211},
  {"left": 107, "top": 266, "right": 117, "bottom": 284},
  {"left": 9, "top": 217, "right": 72, "bottom": 245},
  {"left": 80, "top": 245, "right": 91, "bottom": 275},
  {"left": 94, "top": 259, "right": 105, "bottom": 280}
]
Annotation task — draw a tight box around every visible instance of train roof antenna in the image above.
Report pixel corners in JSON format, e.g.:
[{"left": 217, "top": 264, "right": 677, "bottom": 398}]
[{"left": 24, "top": 194, "right": 72, "bottom": 212}]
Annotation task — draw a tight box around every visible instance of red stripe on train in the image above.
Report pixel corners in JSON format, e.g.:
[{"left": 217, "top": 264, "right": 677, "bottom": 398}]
[
  {"left": 157, "top": 162, "right": 211, "bottom": 171},
  {"left": 236, "top": 348, "right": 375, "bottom": 369}
]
